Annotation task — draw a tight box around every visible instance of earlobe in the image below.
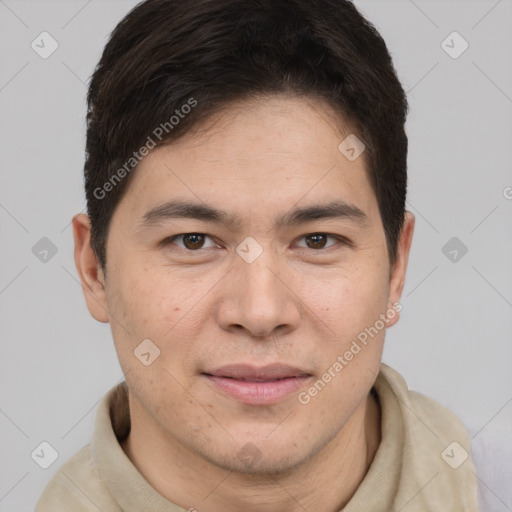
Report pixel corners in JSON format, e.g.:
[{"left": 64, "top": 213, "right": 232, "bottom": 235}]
[
  {"left": 72, "top": 214, "right": 110, "bottom": 323},
  {"left": 386, "top": 211, "right": 415, "bottom": 327}
]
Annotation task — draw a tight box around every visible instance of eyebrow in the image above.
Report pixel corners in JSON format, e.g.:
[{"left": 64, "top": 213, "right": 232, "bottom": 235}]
[{"left": 140, "top": 199, "right": 369, "bottom": 230}]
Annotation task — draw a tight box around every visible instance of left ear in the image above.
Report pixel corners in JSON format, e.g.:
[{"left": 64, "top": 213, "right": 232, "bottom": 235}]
[{"left": 386, "top": 211, "right": 415, "bottom": 327}]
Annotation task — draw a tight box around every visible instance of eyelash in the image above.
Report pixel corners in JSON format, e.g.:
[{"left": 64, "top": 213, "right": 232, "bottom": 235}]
[{"left": 162, "top": 233, "right": 351, "bottom": 252}]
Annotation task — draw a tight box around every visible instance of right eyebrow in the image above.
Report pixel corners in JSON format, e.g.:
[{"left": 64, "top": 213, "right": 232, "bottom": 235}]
[{"left": 140, "top": 200, "right": 241, "bottom": 228}]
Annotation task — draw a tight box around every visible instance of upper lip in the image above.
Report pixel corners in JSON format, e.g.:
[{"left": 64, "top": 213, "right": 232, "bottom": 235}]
[{"left": 204, "top": 364, "right": 311, "bottom": 381}]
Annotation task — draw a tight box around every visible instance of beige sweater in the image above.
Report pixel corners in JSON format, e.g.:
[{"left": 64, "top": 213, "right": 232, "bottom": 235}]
[{"left": 36, "top": 364, "right": 480, "bottom": 511}]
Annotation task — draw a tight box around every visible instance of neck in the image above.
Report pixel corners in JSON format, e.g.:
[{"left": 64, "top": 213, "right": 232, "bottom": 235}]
[{"left": 121, "top": 391, "right": 381, "bottom": 512}]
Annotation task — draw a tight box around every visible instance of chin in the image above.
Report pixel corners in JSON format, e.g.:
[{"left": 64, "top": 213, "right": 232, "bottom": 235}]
[
  {"left": 206, "top": 449, "right": 308, "bottom": 477},
  {"left": 191, "top": 432, "right": 321, "bottom": 477}
]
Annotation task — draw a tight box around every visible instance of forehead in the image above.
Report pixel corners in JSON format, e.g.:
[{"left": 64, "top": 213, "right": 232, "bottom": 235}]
[{"left": 115, "top": 95, "right": 378, "bottom": 224}]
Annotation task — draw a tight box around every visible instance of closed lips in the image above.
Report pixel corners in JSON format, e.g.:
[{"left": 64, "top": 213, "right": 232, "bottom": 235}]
[{"left": 203, "top": 364, "right": 311, "bottom": 381}]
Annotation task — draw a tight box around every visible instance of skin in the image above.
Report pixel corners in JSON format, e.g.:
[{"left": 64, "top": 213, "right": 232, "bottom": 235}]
[{"left": 73, "top": 95, "right": 415, "bottom": 512}]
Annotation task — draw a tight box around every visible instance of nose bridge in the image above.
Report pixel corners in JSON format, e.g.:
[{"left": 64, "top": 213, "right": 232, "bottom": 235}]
[
  {"left": 218, "top": 245, "right": 301, "bottom": 337},
  {"left": 235, "top": 234, "right": 280, "bottom": 289},
  {"left": 239, "top": 255, "right": 282, "bottom": 303}
]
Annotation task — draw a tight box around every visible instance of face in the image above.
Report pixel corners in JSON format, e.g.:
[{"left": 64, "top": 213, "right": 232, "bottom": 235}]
[{"left": 75, "top": 95, "right": 413, "bottom": 474}]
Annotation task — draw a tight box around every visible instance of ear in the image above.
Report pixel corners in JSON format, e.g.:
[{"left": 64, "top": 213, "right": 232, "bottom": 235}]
[
  {"left": 386, "top": 211, "right": 415, "bottom": 327},
  {"left": 72, "top": 214, "right": 109, "bottom": 323}
]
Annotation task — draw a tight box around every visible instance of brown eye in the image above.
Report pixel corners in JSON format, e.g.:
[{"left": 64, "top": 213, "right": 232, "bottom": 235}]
[
  {"left": 163, "top": 233, "right": 220, "bottom": 253},
  {"left": 182, "top": 233, "right": 205, "bottom": 250},
  {"left": 304, "top": 233, "right": 328, "bottom": 249},
  {"left": 164, "top": 233, "right": 218, "bottom": 251}
]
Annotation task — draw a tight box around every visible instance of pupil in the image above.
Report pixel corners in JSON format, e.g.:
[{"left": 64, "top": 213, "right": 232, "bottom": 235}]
[
  {"left": 184, "top": 234, "right": 204, "bottom": 249},
  {"left": 307, "top": 234, "right": 326, "bottom": 249}
]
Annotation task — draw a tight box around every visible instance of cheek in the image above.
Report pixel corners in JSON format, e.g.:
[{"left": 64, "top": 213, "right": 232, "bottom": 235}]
[
  {"left": 107, "top": 262, "right": 192, "bottom": 335},
  {"left": 105, "top": 263, "right": 210, "bottom": 375},
  {"left": 105, "top": 269, "right": 167, "bottom": 359},
  {"left": 300, "top": 267, "right": 389, "bottom": 419},
  {"left": 305, "top": 262, "right": 389, "bottom": 335}
]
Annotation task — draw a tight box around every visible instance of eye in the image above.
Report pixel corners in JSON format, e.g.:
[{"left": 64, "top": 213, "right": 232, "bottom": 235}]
[
  {"left": 295, "top": 233, "right": 342, "bottom": 250},
  {"left": 166, "top": 233, "right": 219, "bottom": 250}
]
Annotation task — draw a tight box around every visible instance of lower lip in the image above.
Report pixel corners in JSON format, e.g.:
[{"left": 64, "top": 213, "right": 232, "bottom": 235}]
[{"left": 204, "top": 375, "right": 311, "bottom": 405}]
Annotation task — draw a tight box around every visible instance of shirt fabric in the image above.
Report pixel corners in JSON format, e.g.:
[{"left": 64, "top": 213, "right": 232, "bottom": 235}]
[{"left": 36, "top": 364, "right": 480, "bottom": 511}]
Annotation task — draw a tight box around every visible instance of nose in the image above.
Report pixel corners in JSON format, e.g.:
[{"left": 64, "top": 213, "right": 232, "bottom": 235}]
[{"left": 216, "top": 253, "right": 301, "bottom": 339}]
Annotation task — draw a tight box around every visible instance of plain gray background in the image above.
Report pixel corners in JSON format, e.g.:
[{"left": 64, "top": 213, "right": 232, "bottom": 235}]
[{"left": 1, "top": 0, "right": 511, "bottom": 510}]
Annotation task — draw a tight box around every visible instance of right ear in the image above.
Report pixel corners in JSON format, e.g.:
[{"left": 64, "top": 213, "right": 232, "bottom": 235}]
[{"left": 72, "top": 214, "right": 109, "bottom": 323}]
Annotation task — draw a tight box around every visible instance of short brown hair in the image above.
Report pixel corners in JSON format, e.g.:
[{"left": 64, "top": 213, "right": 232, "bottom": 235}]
[{"left": 85, "top": 0, "right": 409, "bottom": 269}]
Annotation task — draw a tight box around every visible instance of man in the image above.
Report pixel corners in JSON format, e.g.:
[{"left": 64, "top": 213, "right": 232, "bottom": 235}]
[{"left": 36, "top": 0, "right": 480, "bottom": 510}]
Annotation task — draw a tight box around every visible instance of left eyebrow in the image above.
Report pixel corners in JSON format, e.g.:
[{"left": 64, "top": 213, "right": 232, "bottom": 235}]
[
  {"left": 139, "top": 199, "right": 370, "bottom": 230},
  {"left": 274, "top": 200, "right": 370, "bottom": 229}
]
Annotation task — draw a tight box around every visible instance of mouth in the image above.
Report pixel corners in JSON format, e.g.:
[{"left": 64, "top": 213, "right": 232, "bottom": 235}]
[{"left": 202, "top": 364, "right": 312, "bottom": 405}]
